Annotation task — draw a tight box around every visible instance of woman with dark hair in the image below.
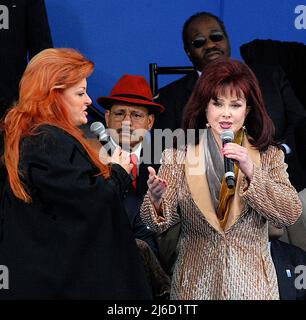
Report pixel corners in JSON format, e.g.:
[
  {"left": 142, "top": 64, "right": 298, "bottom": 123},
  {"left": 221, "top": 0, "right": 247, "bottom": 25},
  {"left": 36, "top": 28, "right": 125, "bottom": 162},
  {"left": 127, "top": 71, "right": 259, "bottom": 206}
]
[
  {"left": 0, "top": 48, "right": 151, "bottom": 299},
  {"left": 141, "top": 58, "right": 302, "bottom": 300}
]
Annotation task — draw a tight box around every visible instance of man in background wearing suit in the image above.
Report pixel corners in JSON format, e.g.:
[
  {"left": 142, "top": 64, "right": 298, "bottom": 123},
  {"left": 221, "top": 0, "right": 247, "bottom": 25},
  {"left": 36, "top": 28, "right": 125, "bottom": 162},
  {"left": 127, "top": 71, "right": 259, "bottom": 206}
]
[
  {"left": 269, "top": 224, "right": 306, "bottom": 300},
  {"left": 96, "top": 75, "right": 171, "bottom": 299},
  {"left": 154, "top": 11, "right": 306, "bottom": 191},
  {"left": 96, "top": 74, "right": 165, "bottom": 255}
]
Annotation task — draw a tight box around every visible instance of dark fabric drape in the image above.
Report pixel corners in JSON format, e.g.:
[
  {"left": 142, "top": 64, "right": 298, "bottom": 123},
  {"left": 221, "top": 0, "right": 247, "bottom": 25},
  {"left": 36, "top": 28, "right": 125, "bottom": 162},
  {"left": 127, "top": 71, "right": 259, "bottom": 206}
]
[{"left": 240, "top": 39, "right": 306, "bottom": 111}]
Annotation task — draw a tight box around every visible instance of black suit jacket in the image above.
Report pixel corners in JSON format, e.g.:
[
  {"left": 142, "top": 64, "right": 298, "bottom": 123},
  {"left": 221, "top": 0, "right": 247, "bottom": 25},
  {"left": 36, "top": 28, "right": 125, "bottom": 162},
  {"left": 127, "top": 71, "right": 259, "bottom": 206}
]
[
  {"left": 249, "top": 64, "right": 306, "bottom": 150},
  {"left": 154, "top": 65, "right": 306, "bottom": 190},
  {"left": 270, "top": 239, "right": 306, "bottom": 300},
  {"left": 154, "top": 71, "right": 198, "bottom": 132},
  {"left": 240, "top": 39, "right": 306, "bottom": 113},
  {"left": 122, "top": 136, "right": 161, "bottom": 255},
  {"left": 0, "top": 125, "right": 151, "bottom": 299}
]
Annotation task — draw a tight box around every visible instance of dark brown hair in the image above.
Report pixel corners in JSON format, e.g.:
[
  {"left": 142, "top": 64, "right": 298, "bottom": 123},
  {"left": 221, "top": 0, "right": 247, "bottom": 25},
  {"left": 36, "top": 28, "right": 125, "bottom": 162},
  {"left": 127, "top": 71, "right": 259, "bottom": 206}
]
[{"left": 182, "top": 58, "right": 276, "bottom": 151}]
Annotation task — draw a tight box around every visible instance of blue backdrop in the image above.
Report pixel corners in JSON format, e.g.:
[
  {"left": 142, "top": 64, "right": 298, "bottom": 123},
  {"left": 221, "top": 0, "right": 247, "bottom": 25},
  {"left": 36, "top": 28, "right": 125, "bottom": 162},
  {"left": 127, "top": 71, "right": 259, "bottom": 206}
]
[{"left": 45, "top": 0, "right": 306, "bottom": 111}]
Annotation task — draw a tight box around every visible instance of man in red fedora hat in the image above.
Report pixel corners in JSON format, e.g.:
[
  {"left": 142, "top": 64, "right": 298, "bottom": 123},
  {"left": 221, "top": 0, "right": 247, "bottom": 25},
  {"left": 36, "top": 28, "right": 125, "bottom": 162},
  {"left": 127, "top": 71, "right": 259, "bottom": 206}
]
[
  {"left": 97, "top": 74, "right": 170, "bottom": 299},
  {"left": 97, "top": 74, "right": 164, "bottom": 151},
  {"left": 97, "top": 75, "right": 163, "bottom": 240}
]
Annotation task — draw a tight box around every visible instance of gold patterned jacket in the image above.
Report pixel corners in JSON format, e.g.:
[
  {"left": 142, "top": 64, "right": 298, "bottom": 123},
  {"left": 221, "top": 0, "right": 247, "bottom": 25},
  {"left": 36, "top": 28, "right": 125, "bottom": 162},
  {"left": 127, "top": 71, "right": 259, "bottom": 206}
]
[{"left": 140, "top": 133, "right": 302, "bottom": 300}]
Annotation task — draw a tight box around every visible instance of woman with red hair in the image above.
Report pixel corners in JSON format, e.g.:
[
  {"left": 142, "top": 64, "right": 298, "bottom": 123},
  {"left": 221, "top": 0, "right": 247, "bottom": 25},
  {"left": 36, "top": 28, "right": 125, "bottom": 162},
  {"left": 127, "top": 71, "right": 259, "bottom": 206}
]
[
  {"left": 141, "top": 58, "right": 302, "bottom": 299},
  {"left": 0, "top": 48, "right": 151, "bottom": 299}
]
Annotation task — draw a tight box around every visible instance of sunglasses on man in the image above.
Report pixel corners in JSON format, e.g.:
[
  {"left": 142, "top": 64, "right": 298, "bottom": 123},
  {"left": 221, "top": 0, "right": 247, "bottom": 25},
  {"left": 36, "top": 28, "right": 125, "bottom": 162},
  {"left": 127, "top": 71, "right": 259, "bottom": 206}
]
[{"left": 191, "top": 32, "right": 225, "bottom": 48}]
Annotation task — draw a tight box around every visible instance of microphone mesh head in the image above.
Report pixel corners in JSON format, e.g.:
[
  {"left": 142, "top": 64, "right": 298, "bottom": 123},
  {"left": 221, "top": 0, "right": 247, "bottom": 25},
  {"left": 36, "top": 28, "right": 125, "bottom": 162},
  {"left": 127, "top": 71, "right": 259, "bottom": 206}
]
[
  {"left": 90, "top": 122, "right": 105, "bottom": 135},
  {"left": 220, "top": 130, "right": 234, "bottom": 142},
  {"left": 90, "top": 122, "right": 108, "bottom": 142}
]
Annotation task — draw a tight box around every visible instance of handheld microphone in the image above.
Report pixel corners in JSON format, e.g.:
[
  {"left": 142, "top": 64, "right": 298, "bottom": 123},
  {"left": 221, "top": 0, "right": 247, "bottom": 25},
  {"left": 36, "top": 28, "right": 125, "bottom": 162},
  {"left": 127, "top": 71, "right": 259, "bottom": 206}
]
[
  {"left": 90, "top": 121, "right": 116, "bottom": 155},
  {"left": 220, "top": 130, "right": 235, "bottom": 189},
  {"left": 90, "top": 122, "right": 108, "bottom": 142}
]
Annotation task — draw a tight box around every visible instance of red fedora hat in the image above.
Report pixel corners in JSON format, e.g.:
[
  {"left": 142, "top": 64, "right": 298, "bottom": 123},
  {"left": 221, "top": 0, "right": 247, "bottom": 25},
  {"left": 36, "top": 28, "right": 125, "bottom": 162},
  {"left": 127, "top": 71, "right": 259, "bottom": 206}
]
[{"left": 97, "top": 74, "right": 164, "bottom": 114}]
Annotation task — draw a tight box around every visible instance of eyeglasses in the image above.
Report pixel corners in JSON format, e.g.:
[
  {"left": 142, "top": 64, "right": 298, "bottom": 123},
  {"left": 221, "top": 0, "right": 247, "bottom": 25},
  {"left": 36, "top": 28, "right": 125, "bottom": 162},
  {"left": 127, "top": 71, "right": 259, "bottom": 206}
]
[
  {"left": 110, "top": 110, "right": 148, "bottom": 122},
  {"left": 191, "top": 32, "right": 225, "bottom": 48}
]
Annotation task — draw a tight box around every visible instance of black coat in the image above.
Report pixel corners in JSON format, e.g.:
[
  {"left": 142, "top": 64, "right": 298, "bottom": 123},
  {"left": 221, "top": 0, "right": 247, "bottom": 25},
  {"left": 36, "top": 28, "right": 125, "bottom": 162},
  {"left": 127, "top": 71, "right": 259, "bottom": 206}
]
[
  {"left": 240, "top": 39, "right": 306, "bottom": 113},
  {"left": 154, "top": 65, "right": 306, "bottom": 190},
  {"left": 109, "top": 136, "right": 161, "bottom": 255},
  {"left": 0, "top": 125, "right": 152, "bottom": 299},
  {"left": 153, "top": 71, "right": 198, "bottom": 132},
  {"left": 270, "top": 239, "right": 306, "bottom": 300},
  {"left": 0, "top": 0, "right": 53, "bottom": 118}
]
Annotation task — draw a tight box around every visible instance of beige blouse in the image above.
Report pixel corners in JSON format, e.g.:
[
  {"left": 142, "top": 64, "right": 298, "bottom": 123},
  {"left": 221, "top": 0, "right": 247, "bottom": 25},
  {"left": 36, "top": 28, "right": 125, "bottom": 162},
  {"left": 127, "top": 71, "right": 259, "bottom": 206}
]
[{"left": 140, "top": 135, "right": 302, "bottom": 300}]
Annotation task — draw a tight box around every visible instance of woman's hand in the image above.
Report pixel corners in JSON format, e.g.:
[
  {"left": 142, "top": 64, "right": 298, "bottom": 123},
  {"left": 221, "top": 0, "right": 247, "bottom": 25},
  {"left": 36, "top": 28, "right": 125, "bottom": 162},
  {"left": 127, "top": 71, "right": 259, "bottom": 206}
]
[
  {"left": 147, "top": 166, "right": 168, "bottom": 211},
  {"left": 110, "top": 146, "right": 133, "bottom": 174},
  {"left": 222, "top": 143, "right": 254, "bottom": 179}
]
